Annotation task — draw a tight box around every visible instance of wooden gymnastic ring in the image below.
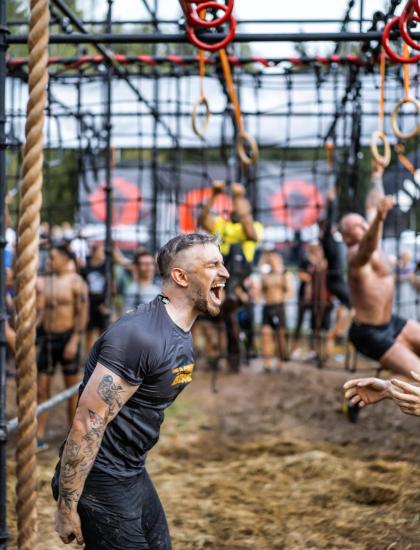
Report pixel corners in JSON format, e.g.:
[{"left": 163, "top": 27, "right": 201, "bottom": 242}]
[
  {"left": 236, "top": 131, "right": 259, "bottom": 166},
  {"left": 370, "top": 130, "right": 391, "bottom": 167},
  {"left": 191, "top": 94, "right": 211, "bottom": 138},
  {"left": 391, "top": 97, "right": 420, "bottom": 141}
]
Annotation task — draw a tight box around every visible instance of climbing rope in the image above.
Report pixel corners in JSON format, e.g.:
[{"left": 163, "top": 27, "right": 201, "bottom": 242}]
[
  {"left": 370, "top": 49, "right": 391, "bottom": 168},
  {"left": 15, "top": 0, "right": 49, "bottom": 548}
]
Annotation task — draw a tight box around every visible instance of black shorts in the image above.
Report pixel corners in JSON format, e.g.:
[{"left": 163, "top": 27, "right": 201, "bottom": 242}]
[
  {"left": 349, "top": 315, "right": 407, "bottom": 361},
  {"left": 52, "top": 466, "right": 171, "bottom": 550},
  {"left": 37, "top": 331, "right": 80, "bottom": 376},
  {"left": 262, "top": 304, "right": 286, "bottom": 329}
]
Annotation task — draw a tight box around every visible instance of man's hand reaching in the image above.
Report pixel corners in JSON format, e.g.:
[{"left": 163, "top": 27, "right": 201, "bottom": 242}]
[
  {"left": 212, "top": 180, "right": 226, "bottom": 196},
  {"left": 377, "top": 195, "right": 393, "bottom": 221},
  {"left": 231, "top": 182, "right": 246, "bottom": 198},
  {"left": 343, "top": 377, "right": 390, "bottom": 408}
]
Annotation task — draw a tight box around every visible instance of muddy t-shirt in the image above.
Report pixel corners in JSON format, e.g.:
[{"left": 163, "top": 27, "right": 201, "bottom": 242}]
[{"left": 80, "top": 295, "right": 195, "bottom": 478}]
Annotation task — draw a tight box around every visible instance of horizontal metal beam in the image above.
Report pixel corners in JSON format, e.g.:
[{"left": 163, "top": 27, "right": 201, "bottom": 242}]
[
  {"left": 7, "top": 30, "right": 416, "bottom": 45},
  {"left": 7, "top": 383, "right": 80, "bottom": 434},
  {"left": 6, "top": 18, "right": 375, "bottom": 27}
]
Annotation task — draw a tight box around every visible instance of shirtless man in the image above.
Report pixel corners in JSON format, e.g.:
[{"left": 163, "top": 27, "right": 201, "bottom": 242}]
[
  {"left": 260, "top": 251, "right": 294, "bottom": 372},
  {"left": 340, "top": 196, "right": 420, "bottom": 378},
  {"left": 37, "top": 244, "right": 88, "bottom": 447}
]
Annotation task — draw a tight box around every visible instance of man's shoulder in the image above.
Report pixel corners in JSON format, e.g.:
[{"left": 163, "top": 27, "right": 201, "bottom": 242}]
[{"left": 104, "top": 303, "right": 163, "bottom": 353}]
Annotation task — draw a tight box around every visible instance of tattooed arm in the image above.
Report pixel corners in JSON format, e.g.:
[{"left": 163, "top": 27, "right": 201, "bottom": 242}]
[{"left": 55, "top": 363, "right": 139, "bottom": 545}]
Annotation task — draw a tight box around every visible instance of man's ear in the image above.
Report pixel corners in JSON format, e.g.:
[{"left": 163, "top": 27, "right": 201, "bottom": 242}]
[{"left": 171, "top": 267, "right": 189, "bottom": 288}]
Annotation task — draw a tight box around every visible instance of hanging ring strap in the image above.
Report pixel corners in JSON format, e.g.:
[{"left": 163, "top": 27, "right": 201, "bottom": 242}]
[
  {"left": 391, "top": 43, "right": 420, "bottom": 140},
  {"left": 371, "top": 50, "right": 391, "bottom": 167},
  {"left": 218, "top": 48, "right": 258, "bottom": 166},
  {"left": 192, "top": 49, "right": 211, "bottom": 137},
  {"left": 395, "top": 143, "right": 416, "bottom": 175},
  {"left": 325, "top": 140, "right": 334, "bottom": 172}
]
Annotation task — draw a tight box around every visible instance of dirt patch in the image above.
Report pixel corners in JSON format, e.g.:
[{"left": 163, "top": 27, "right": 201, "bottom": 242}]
[{"left": 6, "top": 360, "right": 420, "bottom": 549}]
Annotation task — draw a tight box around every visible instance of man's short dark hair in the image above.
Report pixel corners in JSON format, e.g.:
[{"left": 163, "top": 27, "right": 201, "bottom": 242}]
[
  {"left": 51, "top": 242, "right": 75, "bottom": 262},
  {"left": 134, "top": 250, "right": 154, "bottom": 265},
  {"left": 157, "top": 233, "right": 219, "bottom": 280}
]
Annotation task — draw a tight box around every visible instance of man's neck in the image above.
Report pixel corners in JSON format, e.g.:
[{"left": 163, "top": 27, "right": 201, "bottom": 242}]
[
  {"left": 160, "top": 289, "right": 197, "bottom": 332},
  {"left": 137, "top": 276, "right": 153, "bottom": 286}
]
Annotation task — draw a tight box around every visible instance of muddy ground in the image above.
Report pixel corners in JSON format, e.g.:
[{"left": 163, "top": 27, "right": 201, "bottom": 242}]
[{"left": 6, "top": 358, "right": 420, "bottom": 549}]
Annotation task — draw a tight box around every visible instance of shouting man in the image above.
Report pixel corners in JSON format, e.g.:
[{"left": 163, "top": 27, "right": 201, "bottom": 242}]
[{"left": 53, "top": 233, "right": 229, "bottom": 549}]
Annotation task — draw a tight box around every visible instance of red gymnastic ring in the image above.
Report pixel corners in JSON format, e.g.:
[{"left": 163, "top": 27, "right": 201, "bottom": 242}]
[
  {"left": 382, "top": 16, "right": 420, "bottom": 64},
  {"left": 399, "top": 8, "right": 420, "bottom": 51},
  {"left": 187, "top": 0, "right": 234, "bottom": 28},
  {"left": 186, "top": 13, "right": 236, "bottom": 51}
]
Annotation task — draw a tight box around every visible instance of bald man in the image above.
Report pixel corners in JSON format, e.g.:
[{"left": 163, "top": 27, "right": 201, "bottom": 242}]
[{"left": 340, "top": 196, "right": 420, "bottom": 378}]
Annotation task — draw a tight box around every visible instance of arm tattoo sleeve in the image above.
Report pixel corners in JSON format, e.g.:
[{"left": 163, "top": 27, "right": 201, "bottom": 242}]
[
  {"left": 58, "top": 409, "right": 107, "bottom": 510},
  {"left": 97, "top": 374, "right": 125, "bottom": 417}
]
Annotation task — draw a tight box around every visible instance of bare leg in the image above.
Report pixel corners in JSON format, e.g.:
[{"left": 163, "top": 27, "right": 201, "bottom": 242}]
[
  {"left": 397, "top": 320, "right": 420, "bottom": 357},
  {"left": 261, "top": 325, "right": 273, "bottom": 370},
  {"left": 37, "top": 373, "right": 52, "bottom": 440},
  {"left": 380, "top": 341, "right": 420, "bottom": 378},
  {"left": 64, "top": 373, "right": 80, "bottom": 428},
  {"left": 274, "top": 328, "right": 287, "bottom": 365}
]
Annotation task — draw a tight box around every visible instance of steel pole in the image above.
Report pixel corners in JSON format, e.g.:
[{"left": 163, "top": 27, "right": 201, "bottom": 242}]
[{"left": 0, "top": 0, "right": 8, "bottom": 547}]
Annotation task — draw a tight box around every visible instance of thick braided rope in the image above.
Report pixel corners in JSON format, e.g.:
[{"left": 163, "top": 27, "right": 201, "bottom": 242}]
[{"left": 15, "top": 0, "right": 49, "bottom": 548}]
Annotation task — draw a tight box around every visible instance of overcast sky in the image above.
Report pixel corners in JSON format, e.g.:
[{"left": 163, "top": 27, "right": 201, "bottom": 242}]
[{"left": 78, "top": 0, "right": 392, "bottom": 57}]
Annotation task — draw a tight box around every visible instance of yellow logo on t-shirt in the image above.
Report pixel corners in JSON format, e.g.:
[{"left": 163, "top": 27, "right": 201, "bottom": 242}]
[{"left": 171, "top": 363, "right": 194, "bottom": 386}]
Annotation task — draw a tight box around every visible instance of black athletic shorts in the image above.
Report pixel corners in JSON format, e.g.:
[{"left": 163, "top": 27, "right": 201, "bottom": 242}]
[
  {"left": 37, "top": 331, "right": 80, "bottom": 376},
  {"left": 262, "top": 303, "right": 286, "bottom": 329},
  {"left": 349, "top": 314, "right": 407, "bottom": 361},
  {"left": 52, "top": 466, "right": 171, "bottom": 550}
]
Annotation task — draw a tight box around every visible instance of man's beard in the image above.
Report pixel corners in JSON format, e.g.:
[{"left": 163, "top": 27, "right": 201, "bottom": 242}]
[{"left": 193, "top": 285, "right": 221, "bottom": 317}]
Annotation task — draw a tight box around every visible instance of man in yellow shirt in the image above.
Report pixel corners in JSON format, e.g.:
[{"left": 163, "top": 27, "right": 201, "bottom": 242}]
[
  {"left": 199, "top": 180, "right": 264, "bottom": 263},
  {"left": 198, "top": 181, "right": 263, "bottom": 373}
]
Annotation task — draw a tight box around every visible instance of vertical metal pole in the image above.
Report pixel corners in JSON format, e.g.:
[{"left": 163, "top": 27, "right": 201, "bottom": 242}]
[
  {"left": 359, "top": 0, "right": 364, "bottom": 33},
  {"left": 0, "top": 0, "right": 9, "bottom": 547},
  {"left": 151, "top": 0, "right": 159, "bottom": 251},
  {"left": 104, "top": 0, "right": 113, "bottom": 311}
]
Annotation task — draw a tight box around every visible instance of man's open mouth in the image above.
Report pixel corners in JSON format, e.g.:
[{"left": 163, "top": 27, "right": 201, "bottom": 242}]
[{"left": 209, "top": 283, "right": 225, "bottom": 305}]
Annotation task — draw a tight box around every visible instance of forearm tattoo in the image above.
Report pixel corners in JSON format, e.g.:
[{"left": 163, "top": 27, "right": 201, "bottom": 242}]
[
  {"left": 97, "top": 374, "right": 124, "bottom": 417},
  {"left": 59, "top": 408, "right": 107, "bottom": 510},
  {"left": 59, "top": 374, "right": 126, "bottom": 510}
]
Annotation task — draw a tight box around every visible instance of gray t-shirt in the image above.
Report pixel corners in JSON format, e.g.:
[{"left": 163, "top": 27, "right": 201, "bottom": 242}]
[
  {"left": 124, "top": 281, "right": 161, "bottom": 311},
  {"left": 80, "top": 296, "right": 195, "bottom": 478}
]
